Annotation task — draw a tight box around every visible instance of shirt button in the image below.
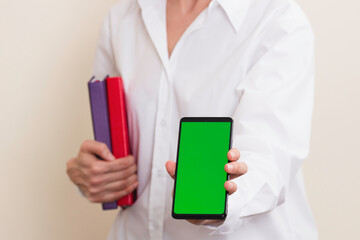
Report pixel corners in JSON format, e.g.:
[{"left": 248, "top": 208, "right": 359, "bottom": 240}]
[
  {"left": 160, "top": 120, "right": 166, "bottom": 127},
  {"left": 157, "top": 169, "right": 163, "bottom": 177},
  {"left": 150, "top": 221, "right": 159, "bottom": 230}
]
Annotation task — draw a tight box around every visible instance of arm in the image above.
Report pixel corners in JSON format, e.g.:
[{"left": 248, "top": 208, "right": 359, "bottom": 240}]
[
  {"left": 165, "top": 7, "right": 314, "bottom": 232},
  {"left": 66, "top": 14, "right": 137, "bottom": 203},
  {"left": 92, "top": 11, "right": 120, "bottom": 78},
  {"left": 210, "top": 12, "right": 315, "bottom": 234}
]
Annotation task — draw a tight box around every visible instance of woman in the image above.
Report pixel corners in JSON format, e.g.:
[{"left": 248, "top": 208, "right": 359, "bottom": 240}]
[{"left": 67, "top": 0, "right": 317, "bottom": 239}]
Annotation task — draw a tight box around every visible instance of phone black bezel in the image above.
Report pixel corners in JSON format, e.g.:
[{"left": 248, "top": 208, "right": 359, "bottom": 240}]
[{"left": 171, "top": 117, "right": 233, "bottom": 220}]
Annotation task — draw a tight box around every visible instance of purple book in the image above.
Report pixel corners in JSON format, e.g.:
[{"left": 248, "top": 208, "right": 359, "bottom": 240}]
[{"left": 88, "top": 76, "right": 118, "bottom": 210}]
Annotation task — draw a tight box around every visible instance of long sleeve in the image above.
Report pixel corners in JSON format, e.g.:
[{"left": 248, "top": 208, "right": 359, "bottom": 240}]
[
  {"left": 100, "top": 0, "right": 318, "bottom": 238},
  {"left": 92, "top": 12, "right": 120, "bottom": 78},
  {"left": 78, "top": 13, "right": 119, "bottom": 199},
  {"left": 209, "top": 11, "right": 315, "bottom": 235}
]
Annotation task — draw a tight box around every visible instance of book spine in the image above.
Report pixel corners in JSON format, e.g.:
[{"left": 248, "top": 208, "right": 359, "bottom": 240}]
[
  {"left": 88, "top": 79, "right": 118, "bottom": 210},
  {"left": 106, "top": 76, "right": 134, "bottom": 206}
]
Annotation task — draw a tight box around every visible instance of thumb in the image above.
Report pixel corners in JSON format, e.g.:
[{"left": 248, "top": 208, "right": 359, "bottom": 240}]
[
  {"left": 165, "top": 161, "right": 176, "bottom": 179},
  {"left": 81, "top": 140, "right": 115, "bottom": 161}
]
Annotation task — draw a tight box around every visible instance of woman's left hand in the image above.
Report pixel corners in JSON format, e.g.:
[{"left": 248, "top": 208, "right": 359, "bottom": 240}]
[{"left": 165, "top": 148, "right": 248, "bottom": 225}]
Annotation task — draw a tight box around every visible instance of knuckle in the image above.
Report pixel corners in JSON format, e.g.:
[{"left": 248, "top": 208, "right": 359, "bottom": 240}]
[
  {"left": 234, "top": 162, "right": 241, "bottom": 172},
  {"left": 89, "top": 176, "right": 102, "bottom": 186},
  {"left": 125, "top": 166, "right": 136, "bottom": 176},
  {"left": 124, "top": 157, "right": 132, "bottom": 167},
  {"left": 128, "top": 155, "right": 135, "bottom": 163},
  {"left": 103, "top": 194, "right": 115, "bottom": 203},
  {"left": 125, "top": 177, "right": 132, "bottom": 186},
  {"left": 125, "top": 168, "right": 132, "bottom": 176},
  {"left": 125, "top": 188, "right": 132, "bottom": 195},
  {"left": 66, "top": 158, "right": 75, "bottom": 174},
  {"left": 119, "top": 158, "right": 130, "bottom": 168},
  {"left": 88, "top": 187, "right": 99, "bottom": 195},
  {"left": 127, "top": 174, "right": 137, "bottom": 184},
  {"left": 81, "top": 140, "right": 91, "bottom": 151},
  {"left": 107, "top": 192, "right": 118, "bottom": 201},
  {"left": 124, "top": 186, "right": 132, "bottom": 195},
  {"left": 115, "top": 179, "right": 125, "bottom": 190},
  {"left": 83, "top": 168, "right": 92, "bottom": 179},
  {"left": 90, "top": 164, "right": 103, "bottom": 175},
  {"left": 126, "top": 183, "right": 136, "bottom": 193},
  {"left": 120, "top": 169, "right": 130, "bottom": 178},
  {"left": 99, "top": 143, "right": 108, "bottom": 154},
  {"left": 76, "top": 153, "right": 85, "bottom": 164},
  {"left": 120, "top": 178, "right": 129, "bottom": 188},
  {"left": 114, "top": 191, "right": 125, "bottom": 200},
  {"left": 127, "top": 155, "right": 135, "bottom": 165}
]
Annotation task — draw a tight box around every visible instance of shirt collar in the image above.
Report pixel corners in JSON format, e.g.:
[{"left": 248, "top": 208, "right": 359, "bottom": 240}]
[
  {"left": 216, "top": 0, "right": 251, "bottom": 33},
  {"left": 137, "top": 0, "right": 250, "bottom": 33},
  {"left": 137, "top": 0, "right": 163, "bottom": 10}
]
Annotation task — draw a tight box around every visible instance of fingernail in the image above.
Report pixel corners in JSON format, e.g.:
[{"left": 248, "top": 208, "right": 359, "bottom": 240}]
[
  {"left": 230, "top": 151, "right": 236, "bottom": 158},
  {"left": 107, "top": 152, "right": 115, "bottom": 161},
  {"left": 228, "top": 182, "right": 233, "bottom": 190},
  {"left": 227, "top": 164, "right": 233, "bottom": 171}
]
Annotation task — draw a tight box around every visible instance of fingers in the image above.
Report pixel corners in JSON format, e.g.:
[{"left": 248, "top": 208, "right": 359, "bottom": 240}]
[
  {"left": 66, "top": 157, "right": 87, "bottom": 186},
  {"left": 84, "top": 166, "right": 138, "bottom": 203},
  {"left": 187, "top": 219, "right": 223, "bottom": 225},
  {"left": 80, "top": 155, "right": 136, "bottom": 177},
  {"left": 68, "top": 141, "right": 140, "bottom": 204},
  {"left": 84, "top": 160, "right": 138, "bottom": 203},
  {"left": 101, "top": 155, "right": 136, "bottom": 173},
  {"left": 102, "top": 162, "right": 137, "bottom": 182},
  {"left": 87, "top": 180, "right": 139, "bottom": 203},
  {"left": 224, "top": 161, "right": 248, "bottom": 177},
  {"left": 224, "top": 181, "right": 237, "bottom": 195},
  {"left": 80, "top": 140, "right": 115, "bottom": 161},
  {"left": 227, "top": 148, "right": 240, "bottom": 162},
  {"left": 102, "top": 174, "right": 137, "bottom": 192},
  {"left": 165, "top": 161, "right": 176, "bottom": 179},
  {"left": 87, "top": 174, "right": 137, "bottom": 196},
  {"left": 224, "top": 149, "right": 246, "bottom": 195},
  {"left": 84, "top": 156, "right": 137, "bottom": 190},
  {"left": 86, "top": 163, "right": 137, "bottom": 188}
]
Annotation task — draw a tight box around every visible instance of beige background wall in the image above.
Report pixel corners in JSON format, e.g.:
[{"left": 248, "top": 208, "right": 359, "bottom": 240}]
[{"left": 0, "top": 0, "right": 359, "bottom": 239}]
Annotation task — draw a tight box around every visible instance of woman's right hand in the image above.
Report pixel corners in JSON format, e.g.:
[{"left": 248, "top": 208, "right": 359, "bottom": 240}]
[{"left": 66, "top": 140, "right": 138, "bottom": 203}]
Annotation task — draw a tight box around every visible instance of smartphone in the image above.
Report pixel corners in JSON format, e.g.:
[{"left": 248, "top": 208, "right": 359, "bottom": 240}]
[{"left": 172, "top": 117, "right": 233, "bottom": 219}]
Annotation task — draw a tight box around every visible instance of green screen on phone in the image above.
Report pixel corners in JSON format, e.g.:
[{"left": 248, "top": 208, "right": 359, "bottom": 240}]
[{"left": 172, "top": 118, "right": 232, "bottom": 219}]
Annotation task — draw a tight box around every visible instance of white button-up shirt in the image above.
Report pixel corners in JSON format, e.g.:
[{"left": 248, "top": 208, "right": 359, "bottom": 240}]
[{"left": 92, "top": 0, "right": 318, "bottom": 239}]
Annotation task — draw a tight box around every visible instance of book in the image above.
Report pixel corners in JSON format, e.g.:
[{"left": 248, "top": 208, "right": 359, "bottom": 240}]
[
  {"left": 106, "top": 76, "right": 135, "bottom": 206},
  {"left": 88, "top": 76, "right": 118, "bottom": 210}
]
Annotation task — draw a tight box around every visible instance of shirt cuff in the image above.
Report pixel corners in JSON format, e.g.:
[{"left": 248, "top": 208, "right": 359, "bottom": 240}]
[{"left": 203, "top": 151, "right": 286, "bottom": 235}]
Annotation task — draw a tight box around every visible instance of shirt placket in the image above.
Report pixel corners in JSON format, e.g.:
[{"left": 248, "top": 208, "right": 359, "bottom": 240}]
[
  {"left": 148, "top": 69, "right": 170, "bottom": 240},
  {"left": 142, "top": 2, "right": 213, "bottom": 240}
]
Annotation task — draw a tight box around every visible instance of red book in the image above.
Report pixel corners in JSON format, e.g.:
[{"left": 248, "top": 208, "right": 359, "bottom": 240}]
[{"left": 106, "top": 76, "right": 135, "bottom": 206}]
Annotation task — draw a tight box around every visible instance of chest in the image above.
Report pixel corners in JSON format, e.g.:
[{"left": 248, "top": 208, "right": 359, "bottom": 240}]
[
  {"left": 166, "top": 0, "right": 212, "bottom": 57},
  {"left": 111, "top": 5, "right": 257, "bottom": 117}
]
